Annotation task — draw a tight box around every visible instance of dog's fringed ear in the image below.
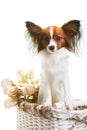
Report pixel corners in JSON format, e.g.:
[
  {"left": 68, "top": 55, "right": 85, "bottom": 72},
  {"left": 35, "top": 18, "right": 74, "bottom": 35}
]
[
  {"left": 26, "top": 21, "right": 42, "bottom": 42},
  {"left": 25, "top": 21, "right": 42, "bottom": 55},
  {"left": 62, "top": 20, "right": 81, "bottom": 52}
]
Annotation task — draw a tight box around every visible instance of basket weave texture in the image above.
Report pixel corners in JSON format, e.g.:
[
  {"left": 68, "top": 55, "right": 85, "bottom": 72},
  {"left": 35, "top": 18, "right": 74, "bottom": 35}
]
[
  {"left": 17, "top": 101, "right": 87, "bottom": 130},
  {"left": 17, "top": 109, "right": 61, "bottom": 130}
]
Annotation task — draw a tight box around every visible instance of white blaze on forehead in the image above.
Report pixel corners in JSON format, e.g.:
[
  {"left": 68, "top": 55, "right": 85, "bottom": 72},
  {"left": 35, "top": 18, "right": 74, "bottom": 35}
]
[
  {"left": 50, "top": 27, "right": 53, "bottom": 38},
  {"left": 47, "top": 26, "right": 58, "bottom": 53}
]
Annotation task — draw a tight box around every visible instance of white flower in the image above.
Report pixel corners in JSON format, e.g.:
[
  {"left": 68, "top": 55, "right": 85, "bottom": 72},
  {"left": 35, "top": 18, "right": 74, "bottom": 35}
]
[
  {"left": 4, "top": 98, "right": 17, "bottom": 108},
  {"left": 1, "top": 79, "right": 16, "bottom": 95}
]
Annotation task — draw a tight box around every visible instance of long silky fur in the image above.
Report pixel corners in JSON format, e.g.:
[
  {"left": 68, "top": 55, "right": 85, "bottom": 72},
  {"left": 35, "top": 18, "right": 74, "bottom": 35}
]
[{"left": 25, "top": 29, "right": 38, "bottom": 57}]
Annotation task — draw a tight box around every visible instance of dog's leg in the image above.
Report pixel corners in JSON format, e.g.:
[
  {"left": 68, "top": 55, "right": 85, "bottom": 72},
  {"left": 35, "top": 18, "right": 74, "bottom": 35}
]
[
  {"left": 62, "top": 79, "right": 74, "bottom": 110},
  {"left": 37, "top": 80, "right": 52, "bottom": 110},
  {"left": 52, "top": 79, "right": 74, "bottom": 110},
  {"left": 52, "top": 80, "right": 66, "bottom": 110}
]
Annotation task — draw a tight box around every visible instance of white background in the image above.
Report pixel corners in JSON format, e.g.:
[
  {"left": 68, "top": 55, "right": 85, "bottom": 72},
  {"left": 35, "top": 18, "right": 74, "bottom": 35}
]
[{"left": 0, "top": 0, "right": 87, "bottom": 129}]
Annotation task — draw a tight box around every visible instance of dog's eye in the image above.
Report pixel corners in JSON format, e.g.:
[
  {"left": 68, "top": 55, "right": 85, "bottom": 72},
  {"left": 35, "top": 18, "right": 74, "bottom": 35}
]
[
  {"left": 44, "top": 36, "right": 49, "bottom": 43},
  {"left": 54, "top": 35, "right": 61, "bottom": 42}
]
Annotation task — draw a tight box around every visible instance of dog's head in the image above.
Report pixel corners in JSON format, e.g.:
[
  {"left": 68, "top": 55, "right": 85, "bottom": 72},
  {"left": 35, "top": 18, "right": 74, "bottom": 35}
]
[{"left": 26, "top": 20, "right": 81, "bottom": 53}]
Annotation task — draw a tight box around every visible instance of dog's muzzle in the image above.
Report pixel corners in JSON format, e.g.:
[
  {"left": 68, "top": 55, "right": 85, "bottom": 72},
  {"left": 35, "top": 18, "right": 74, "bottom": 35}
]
[{"left": 47, "top": 45, "right": 57, "bottom": 53}]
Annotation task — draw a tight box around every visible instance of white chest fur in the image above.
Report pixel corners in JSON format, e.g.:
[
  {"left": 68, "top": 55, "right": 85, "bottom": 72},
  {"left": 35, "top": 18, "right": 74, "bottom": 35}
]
[
  {"left": 37, "top": 48, "right": 73, "bottom": 109},
  {"left": 39, "top": 48, "right": 70, "bottom": 80}
]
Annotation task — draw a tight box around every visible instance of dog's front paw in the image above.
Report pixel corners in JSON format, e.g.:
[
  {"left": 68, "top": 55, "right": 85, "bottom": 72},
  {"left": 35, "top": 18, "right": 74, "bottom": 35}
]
[
  {"left": 65, "top": 99, "right": 74, "bottom": 110},
  {"left": 36, "top": 103, "right": 52, "bottom": 111},
  {"left": 54, "top": 102, "right": 66, "bottom": 110}
]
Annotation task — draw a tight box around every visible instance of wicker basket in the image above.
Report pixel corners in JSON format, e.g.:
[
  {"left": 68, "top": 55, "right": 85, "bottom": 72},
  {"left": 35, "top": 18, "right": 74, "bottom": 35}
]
[
  {"left": 17, "top": 109, "right": 61, "bottom": 130},
  {"left": 17, "top": 101, "right": 87, "bottom": 130},
  {"left": 2, "top": 73, "right": 87, "bottom": 129}
]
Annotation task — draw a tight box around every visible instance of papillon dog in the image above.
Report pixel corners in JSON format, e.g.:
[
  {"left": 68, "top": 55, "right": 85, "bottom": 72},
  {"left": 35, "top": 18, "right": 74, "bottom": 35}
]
[{"left": 26, "top": 20, "right": 81, "bottom": 110}]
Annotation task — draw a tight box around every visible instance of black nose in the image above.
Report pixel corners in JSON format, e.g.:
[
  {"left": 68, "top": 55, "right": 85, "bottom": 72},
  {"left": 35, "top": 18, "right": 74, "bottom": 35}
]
[{"left": 49, "top": 45, "right": 55, "bottom": 50}]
